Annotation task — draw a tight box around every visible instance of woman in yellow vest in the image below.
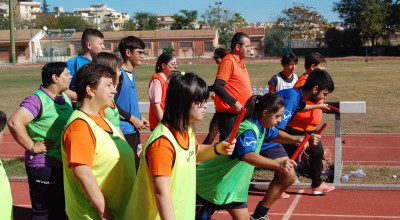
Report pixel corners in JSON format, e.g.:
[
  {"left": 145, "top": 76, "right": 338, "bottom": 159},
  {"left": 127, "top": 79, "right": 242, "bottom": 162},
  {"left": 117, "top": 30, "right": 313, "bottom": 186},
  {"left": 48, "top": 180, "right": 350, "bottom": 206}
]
[
  {"left": 62, "top": 63, "right": 136, "bottom": 219},
  {"left": 0, "top": 110, "right": 13, "bottom": 220},
  {"left": 127, "top": 72, "right": 235, "bottom": 219}
]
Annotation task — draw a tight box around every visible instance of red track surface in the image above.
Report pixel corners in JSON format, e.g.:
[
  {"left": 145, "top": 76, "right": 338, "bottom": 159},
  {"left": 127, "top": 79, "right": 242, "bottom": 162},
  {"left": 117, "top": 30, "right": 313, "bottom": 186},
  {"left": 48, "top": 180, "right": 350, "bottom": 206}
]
[{"left": 3, "top": 131, "right": 400, "bottom": 219}]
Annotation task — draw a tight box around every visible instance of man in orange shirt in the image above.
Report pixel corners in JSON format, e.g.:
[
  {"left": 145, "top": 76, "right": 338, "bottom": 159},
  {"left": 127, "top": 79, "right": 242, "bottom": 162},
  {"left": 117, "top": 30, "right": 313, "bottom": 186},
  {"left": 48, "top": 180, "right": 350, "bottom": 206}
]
[
  {"left": 213, "top": 32, "right": 252, "bottom": 141},
  {"left": 284, "top": 52, "right": 335, "bottom": 195}
]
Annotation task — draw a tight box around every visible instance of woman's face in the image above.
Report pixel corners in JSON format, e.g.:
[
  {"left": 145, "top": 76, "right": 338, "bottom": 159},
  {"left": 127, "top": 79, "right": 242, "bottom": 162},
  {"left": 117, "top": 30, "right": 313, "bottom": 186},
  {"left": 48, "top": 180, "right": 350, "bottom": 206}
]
[
  {"left": 56, "top": 68, "right": 73, "bottom": 91},
  {"left": 162, "top": 57, "right": 177, "bottom": 76},
  {"left": 260, "top": 106, "right": 285, "bottom": 128},
  {"left": 91, "top": 77, "right": 116, "bottom": 109},
  {"left": 282, "top": 61, "right": 297, "bottom": 76},
  {"left": 189, "top": 100, "right": 207, "bottom": 123}
]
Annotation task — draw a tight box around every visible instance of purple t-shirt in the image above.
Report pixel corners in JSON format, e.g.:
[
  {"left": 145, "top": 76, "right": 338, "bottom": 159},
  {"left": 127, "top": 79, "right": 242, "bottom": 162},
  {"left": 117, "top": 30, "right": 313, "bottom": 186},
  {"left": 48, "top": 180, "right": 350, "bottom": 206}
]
[{"left": 21, "top": 86, "right": 70, "bottom": 167}]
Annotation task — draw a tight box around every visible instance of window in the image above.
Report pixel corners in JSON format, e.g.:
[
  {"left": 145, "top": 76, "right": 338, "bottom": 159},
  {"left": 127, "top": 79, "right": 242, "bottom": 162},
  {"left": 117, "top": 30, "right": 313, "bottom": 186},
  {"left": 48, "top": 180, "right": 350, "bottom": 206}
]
[
  {"left": 179, "top": 41, "right": 193, "bottom": 48},
  {"left": 104, "top": 43, "right": 112, "bottom": 50},
  {"left": 203, "top": 42, "right": 213, "bottom": 52},
  {"left": 18, "top": 46, "right": 25, "bottom": 56},
  {"left": 144, "top": 42, "right": 152, "bottom": 49},
  {"left": 0, "top": 46, "right": 8, "bottom": 52},
  {"left": 158, "top": 42, "right": 172, "bottom": 49}
]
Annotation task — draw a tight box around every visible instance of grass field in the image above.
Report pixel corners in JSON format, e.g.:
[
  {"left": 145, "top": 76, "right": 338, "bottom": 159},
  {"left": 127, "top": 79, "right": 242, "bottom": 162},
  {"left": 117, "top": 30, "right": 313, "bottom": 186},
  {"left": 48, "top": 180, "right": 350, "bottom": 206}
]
[{"left": 1, "top": 59, "right": 399, "bottom": 133}]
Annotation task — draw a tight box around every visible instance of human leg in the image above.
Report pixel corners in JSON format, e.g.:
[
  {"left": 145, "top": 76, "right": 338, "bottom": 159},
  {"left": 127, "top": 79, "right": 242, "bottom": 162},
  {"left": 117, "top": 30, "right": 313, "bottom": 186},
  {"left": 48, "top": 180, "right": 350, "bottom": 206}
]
[
  {"left": 124, "top": 132, "right": 141, "bottom": 173},
  {"left": 216, "top": 111, "right": 238, "bottom": 142},
  {"left": 195, "top": 195, "right": 217, "bottom": 220},
  {"left": 306, "top": 140, "right": 324, "bottom": 188},
  {"left": 26, "top": 166, "right": 67, "bottom": 220},
  {"left": 202, "top": 114, "right": 219, "bottom": 145}
]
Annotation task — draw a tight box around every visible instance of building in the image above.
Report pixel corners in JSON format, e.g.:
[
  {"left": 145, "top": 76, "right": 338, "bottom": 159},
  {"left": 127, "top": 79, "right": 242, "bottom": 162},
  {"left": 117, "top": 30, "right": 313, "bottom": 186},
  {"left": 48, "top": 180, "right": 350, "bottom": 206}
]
[
  {"left": 15, "top": 0, "right": 41, "bottom": 21},
  {"left": 73, "top": 4, "right": 129, "bottom": 31},
  {"left": 158, "top": 15, "right": 175, "bottom": 30},
  {"left": 235, "top": 27, "right": 265, "bottom": 57},
  {"left": 0, "top": 29, "right": 43, "bottom": 63}
]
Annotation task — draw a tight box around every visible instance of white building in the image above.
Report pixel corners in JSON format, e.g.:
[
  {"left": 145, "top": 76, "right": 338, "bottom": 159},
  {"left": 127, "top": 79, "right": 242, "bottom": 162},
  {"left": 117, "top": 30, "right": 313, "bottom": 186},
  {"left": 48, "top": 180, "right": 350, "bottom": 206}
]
[
  {"left": 15, "top": 1, "right": 41, "bottom": 21},
  {"left": 74, "top": 4, "right": 129, "bottom": 31}
]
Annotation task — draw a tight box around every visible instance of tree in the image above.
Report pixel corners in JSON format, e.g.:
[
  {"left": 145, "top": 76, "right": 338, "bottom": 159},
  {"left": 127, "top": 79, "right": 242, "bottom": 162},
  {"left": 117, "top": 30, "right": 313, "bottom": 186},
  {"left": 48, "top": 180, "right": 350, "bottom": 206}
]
[
  {"left": 333, "top": 0, "right": 391, "bottom": 48},
  {"left": 56, "top": 15, "right": 92, "bottom": 32},
  {"left": 264, "top": 27, "right": 286, "bottom": 56},
  {"left": 123, "top": 19, "right": 136, "bottom": 31},
  {"left": 41, "top": 0, "right": 50, "bottom": 13},
  {"left": 277, "top": 3, "right": 330, "bottom": 39},
  {"left": 0, "top": 16, "right": 10, "bottom": 30},
  {"left": 231, "top": 13, "right": 247, "bottom": 28},
  {"left": 200, "top": 5, "right": 222, "bottom": 29},
  {"left": 134, "top": 12, "right": 158, "bottom": 30},
  {"left": 171, "top": 10, "right": 198, "bottom": 30}
]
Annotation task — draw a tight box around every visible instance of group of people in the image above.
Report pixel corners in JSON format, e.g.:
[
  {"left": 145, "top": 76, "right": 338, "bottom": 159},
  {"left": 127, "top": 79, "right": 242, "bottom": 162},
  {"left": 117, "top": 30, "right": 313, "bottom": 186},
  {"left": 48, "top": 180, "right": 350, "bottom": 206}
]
[{"left": 0, "top": 28, "right": 337, "bottom": 220}]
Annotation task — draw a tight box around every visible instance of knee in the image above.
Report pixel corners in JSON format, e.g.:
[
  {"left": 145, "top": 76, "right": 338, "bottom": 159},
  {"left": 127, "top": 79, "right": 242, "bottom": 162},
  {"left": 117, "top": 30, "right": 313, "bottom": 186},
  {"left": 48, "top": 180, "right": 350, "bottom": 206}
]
[{"left": 308, "top": 143, "right": 324, "bottom": 158}]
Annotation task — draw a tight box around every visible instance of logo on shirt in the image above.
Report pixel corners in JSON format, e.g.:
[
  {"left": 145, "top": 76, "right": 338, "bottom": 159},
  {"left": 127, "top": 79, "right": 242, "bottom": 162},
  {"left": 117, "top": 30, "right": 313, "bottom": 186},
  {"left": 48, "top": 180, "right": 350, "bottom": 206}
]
[
  {"left": 243, "top": 137, "right": 257, "bottom": 147},
  {"left": 281, "top": 110, "right": 292, "bottom": 122}
]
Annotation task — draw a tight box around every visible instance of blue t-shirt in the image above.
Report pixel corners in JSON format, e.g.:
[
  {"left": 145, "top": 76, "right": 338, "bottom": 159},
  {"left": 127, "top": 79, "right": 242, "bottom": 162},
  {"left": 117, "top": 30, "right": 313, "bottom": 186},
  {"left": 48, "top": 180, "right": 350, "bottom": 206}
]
[
  {"left": 261, "top": 88, "right": 306, "bottom": 151},
  {"left": 233, "top": 119, "right": 279, "bottom": 160},
  {"left": 66, "top": 55, "right": 91, "bottom": 91}
]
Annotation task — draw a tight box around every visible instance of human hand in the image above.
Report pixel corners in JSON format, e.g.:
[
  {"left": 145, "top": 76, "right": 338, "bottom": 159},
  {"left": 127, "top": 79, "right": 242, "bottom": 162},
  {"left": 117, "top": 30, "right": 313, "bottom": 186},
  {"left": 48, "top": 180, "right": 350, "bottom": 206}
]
[
  {"left": 234, "top": 101, "right": 242, "bottom": 113},
  {"left": 310, "top": 133, "right": 321, "bottom": 146},
  {"left": 141, "top": 116, "right": 150, "bottom": 130},
  {"left": 319, "top": 104, "right": 330, "bottom": 111},
  {"left": 130, "top": 116, "right": 143, "bottom": 131},
  {"left": 278, "top": 159, "right": 297, "bottom": 173},
  {"left": 216, "top": 139, "right": 236, "bottom": 155},
  {"left": 32, "top": 140, "right": 53, "bottom": 155}
]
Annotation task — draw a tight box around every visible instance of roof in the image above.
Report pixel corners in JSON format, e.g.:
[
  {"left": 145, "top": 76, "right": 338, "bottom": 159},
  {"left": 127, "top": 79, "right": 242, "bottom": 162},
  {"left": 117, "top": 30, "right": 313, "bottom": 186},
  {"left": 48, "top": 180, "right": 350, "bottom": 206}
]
[
  {"left": 0, "top": 29, "right": 42, "bottom": 42},
  {"left": 235, "top": 27, "right": 265, "bottom": 37},
  {"left": 60, "top": 29, "right": 218, "bottom": 41}
]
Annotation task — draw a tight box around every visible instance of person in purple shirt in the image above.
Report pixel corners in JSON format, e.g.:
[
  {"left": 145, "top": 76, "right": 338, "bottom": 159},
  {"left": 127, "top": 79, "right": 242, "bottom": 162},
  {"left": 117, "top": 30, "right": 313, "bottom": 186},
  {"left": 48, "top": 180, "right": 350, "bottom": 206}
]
[{"left": 8, "top": 62, "right": 73, "bottom": 219}]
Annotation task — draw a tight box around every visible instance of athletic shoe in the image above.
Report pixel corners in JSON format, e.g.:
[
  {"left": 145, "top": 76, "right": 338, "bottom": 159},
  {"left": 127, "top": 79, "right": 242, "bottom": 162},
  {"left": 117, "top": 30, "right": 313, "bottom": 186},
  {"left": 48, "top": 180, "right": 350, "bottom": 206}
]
[
  {"left": 280, "top": 192, "right": 290, "bottom": 199},
  {"left": 312, "top": 181, "right": 335, "bottom": 195},
  {"left": 250, "top": 216, "right": 270, "bottom": 220}
]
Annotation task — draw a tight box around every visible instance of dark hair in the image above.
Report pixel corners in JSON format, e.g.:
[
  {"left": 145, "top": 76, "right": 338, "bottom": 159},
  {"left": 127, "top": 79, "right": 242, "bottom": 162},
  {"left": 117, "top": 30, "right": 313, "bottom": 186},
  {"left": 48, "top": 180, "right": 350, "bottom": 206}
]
[
  {"left": 213, "top": 48, "right": 229, "bottom": 60},
  {"left": 305, "top": 52, "right": 326, "bottom": 69},
  {"left": 244, "top": 94, "right": 285, "bottom": 121},
  {"left": 81, "top": 28, "right": 104, "bottom": 48},
  {"left": 281, "top": 52, "right": 298, "bottom": 66},
  {"left": 0, "top": 110, "right": 6, "bottom": 132},
  {"left": 74, "top": 63, "right": 117, "bottom": 103},
  {"left": 41, "top": 62, "right": 67, "bottom": 87},
  {"left": 155, "top": 52, "right": 176, "bottom": 73},
  {"left": 119, "top": 36, "right": 145, "bottom": 59},
  {"left": 303, "top": 69, "right": 335, "bottom": 93},
  {"left": 162, "top": 71, "right": 209, "bottom": 133},
  {"left": 230, "top": 32, "right": 250, "bottom": 52},
  {"left": 93, "top": 52, "right": 121, "bottom": 84}
]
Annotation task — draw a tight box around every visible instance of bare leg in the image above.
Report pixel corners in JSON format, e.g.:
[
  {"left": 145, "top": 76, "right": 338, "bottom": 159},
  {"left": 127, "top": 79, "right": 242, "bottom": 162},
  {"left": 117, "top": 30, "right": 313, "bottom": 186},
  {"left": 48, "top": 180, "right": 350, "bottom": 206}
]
[{"left": 227, "top": 207, "right": 250, "bottom": 220}]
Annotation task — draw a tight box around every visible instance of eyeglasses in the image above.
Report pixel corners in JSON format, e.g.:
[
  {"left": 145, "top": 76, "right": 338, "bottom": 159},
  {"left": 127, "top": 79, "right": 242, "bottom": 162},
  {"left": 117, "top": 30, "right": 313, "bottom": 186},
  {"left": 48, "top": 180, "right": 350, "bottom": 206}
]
[
  {"left": 195, "top": 101, "right": 207, "bottom": 108},
  {"left": 167, "top": 62, "right": 178, "bottom": 68},
  {"left": 134, "top": 50, "right": 146, "bottom": 56}
]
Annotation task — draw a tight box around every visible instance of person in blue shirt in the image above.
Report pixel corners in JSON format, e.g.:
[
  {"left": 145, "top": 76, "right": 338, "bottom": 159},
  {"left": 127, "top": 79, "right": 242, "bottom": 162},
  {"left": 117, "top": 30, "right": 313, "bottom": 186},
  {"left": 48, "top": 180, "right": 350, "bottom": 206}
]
[
  {"left": 115, "top": 36, "right": 150, "bottom": 172},
  {"left": 196, "top": 94, "right": 306, "bottom": 220},
  {"left": 252, "top": 69, "right": 335, "bottom": 220},
  {"left": 65, "top": 29, "right": 105, "bottom": 103}
]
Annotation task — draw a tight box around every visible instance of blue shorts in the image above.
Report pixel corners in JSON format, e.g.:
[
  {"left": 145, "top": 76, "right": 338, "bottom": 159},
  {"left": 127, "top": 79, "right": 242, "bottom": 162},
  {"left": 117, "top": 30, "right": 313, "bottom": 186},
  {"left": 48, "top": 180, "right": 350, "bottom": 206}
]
[{"left": 260, "top": 143, "right": 288, "bottom": 159}]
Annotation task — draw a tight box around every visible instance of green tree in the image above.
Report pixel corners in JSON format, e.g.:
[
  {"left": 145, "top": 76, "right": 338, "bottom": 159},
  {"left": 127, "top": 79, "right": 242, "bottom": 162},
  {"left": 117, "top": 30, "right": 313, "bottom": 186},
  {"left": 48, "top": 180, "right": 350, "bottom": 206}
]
[
  {"left": 200, "top": 5, "right": 222, "bottom": 29},
  {"left": 333, "top": 0, "right": 391, "bottom": 49},
  {"left": 231, "top": 13, "right": 247, "bottom": 28},
  {"left": 56, "top": 15, "right": 92, "bottom": 32},
  {"left": 277, "top": 3, "right": 330, "bottom": 39},
  {"left": 264, "top": 27, "right": 286, "bottom": 56},
  {"left": 41, "top": 0, "right": 50, "bottom": 13},
  {"left": 134, "top": 12, "right": 158, "bottom": 30},
  {"left": 171, "top": 10, "right": 198, "bottom": 30},
  {"left": 123, "top": 19, "right": 136, "bottom": 31},
  {"left": 0, "top": 16, "right": 10, "bottom": 30}
]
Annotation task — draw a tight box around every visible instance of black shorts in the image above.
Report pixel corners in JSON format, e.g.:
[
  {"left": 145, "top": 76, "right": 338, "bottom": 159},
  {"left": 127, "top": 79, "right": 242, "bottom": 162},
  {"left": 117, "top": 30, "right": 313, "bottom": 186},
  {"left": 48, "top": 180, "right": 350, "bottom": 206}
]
[
  {"left": 260, "top": 143, "right": 288, "bottom": 159},
  {"left": 196, "top": 194, "right": 247, "bottom": 220}
]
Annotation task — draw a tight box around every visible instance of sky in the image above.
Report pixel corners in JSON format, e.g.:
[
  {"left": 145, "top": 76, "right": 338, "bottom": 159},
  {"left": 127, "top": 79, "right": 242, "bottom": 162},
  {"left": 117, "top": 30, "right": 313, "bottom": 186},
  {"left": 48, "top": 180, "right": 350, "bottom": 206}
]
[{"left": 44, "top": 0, "right": 342, "bottom": 23}]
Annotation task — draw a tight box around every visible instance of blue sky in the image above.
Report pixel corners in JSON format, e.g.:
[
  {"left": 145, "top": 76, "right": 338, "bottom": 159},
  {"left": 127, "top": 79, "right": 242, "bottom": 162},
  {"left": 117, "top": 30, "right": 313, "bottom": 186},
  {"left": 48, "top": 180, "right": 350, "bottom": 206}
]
[{"left": 45, "top": 0, "right": 342, "bottom": 23}]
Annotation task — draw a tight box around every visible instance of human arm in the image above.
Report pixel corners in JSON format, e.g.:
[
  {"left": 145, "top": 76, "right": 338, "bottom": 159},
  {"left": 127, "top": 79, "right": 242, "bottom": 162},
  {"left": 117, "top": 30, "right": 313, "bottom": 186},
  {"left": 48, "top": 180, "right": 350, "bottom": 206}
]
[
  {"left": 152, "top": 103, "right": 164, "bottom": 122},
  {"left": 149, "top": 78, "right": 165, "bottom": 121},
  {"left": 71, "top": 165, "right": 114, "bottom": 220},
  {"left": 268, "top": 76, "right": 277, "bottom": 94},
  {"left": 7, "top": 109, "right": 50, "bottom": 154},
  {"left": 152, "top": 176, "right": 175, "bottom": 220},
  {"left": 301, "top": 103, "right": 329, "bottom": 111},
  {"left": 196, "top": 140, "right": 236, "bottom": 162},
  {"left": 241, "top": 152, "right": 296, "bottom": 172}
]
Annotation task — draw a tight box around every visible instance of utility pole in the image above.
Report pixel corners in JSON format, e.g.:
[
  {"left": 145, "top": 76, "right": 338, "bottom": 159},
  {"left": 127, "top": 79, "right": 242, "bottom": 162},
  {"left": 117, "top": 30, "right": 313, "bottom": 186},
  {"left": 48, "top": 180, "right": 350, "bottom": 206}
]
[{"left": 9, "top": 0, "right": 16, "bottom": 64}]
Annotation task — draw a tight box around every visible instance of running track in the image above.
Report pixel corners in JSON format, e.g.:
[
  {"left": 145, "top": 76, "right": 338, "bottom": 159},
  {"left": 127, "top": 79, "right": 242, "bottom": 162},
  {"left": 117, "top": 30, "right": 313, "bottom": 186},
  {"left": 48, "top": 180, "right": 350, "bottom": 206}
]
[{"left": 3, "top": 132, "right": 400, "bottom": 219}]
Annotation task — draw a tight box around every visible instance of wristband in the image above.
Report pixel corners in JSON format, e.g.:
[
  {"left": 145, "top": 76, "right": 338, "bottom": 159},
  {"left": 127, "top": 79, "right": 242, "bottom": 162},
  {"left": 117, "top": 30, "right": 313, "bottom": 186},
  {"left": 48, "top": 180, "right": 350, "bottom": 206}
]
[{"left": 214, "top": 143, "right": 221, "bottom": 155}]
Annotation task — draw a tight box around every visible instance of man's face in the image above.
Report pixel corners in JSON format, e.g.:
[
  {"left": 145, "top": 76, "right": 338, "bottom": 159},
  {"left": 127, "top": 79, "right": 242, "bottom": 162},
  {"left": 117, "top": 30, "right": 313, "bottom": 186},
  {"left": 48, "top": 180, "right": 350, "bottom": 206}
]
[
  {"left": 88, "top": 37, "right": 105, "bottom": 56},
  {"left": 313, "top": 62, "right": 326, "bottom": 71},
  {"left": 310, "top": 88, "right": 330, "bottom": 104},
  {"left": 236, "top": 37, "right": 251, "bottom": 59},
  {"left": 127, "top": 48, "right": 145, "bottom": 66}
]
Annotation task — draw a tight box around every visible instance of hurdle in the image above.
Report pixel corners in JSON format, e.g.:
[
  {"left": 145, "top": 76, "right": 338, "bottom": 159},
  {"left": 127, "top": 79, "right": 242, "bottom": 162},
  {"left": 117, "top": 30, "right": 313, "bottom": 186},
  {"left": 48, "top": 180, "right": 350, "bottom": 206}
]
[{"left": 139, "top": 101, "right": 367, "bottom": 184}]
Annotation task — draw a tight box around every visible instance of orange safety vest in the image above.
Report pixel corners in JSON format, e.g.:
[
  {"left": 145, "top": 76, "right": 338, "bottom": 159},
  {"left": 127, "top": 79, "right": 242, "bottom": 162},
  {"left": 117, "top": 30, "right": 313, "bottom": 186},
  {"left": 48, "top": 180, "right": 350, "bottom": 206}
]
[{"left": 148, "top": 73, "right": 168, "bottom": 130}]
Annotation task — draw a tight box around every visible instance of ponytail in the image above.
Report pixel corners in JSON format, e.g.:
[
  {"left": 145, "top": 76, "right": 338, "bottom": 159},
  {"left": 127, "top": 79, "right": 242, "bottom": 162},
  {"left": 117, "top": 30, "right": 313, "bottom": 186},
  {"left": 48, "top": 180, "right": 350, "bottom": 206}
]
[{"left": 244, "top": 93, "right": 285, "bottom": 121}]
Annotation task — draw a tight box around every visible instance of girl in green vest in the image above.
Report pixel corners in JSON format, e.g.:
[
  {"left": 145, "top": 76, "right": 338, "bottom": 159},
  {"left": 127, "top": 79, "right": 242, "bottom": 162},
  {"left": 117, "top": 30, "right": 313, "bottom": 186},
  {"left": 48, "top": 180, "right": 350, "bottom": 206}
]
[
  {"left": 127, "top": 71, "right": 235, "bottom": 220},
  {"left": 196, "top": 94, "right": 303, "bottom": 220}
]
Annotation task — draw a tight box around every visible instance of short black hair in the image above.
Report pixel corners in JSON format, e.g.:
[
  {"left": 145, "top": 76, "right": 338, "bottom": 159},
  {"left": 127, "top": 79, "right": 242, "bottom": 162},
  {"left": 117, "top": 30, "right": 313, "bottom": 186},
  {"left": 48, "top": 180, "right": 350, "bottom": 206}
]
[
  {"left": 303, "top": 69, "right": 334, "bottom": 93},
  {"left": 231, "top": 32, "right": 250, "bottom": 52},
  {"left": 74, "top": 63, "right": 116, "bottom": 103},
  {"left": 162, "top": 71, "right": 209, "bottom": 133},
  {"left": 305, "top": 52, "right": 326, "bottom": 69},
  {"left": 81, "top": 29, "right": 104, "bottom": 48},
  {"left": 0, "top": 110, "right": 6, "bottom": 132},
  {"left": 119, "top": 36, "right": 145, "bottom": 60},
  {"left": 41, "top": 62, "right": 67, "bottom": 87},
  {"left": 281, "top": 52, "right": 298, "bottom": 66}
]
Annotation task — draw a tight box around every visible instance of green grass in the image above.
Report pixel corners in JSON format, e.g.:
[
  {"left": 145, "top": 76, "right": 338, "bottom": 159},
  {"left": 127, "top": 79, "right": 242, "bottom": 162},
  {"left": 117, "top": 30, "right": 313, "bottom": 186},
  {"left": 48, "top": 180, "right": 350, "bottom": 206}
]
[
  {"left": 1, "top": 158, "right": 26, "bottom": 177},
  {"left": 1, "top": 59, "right": 400, "bottom": 133}
]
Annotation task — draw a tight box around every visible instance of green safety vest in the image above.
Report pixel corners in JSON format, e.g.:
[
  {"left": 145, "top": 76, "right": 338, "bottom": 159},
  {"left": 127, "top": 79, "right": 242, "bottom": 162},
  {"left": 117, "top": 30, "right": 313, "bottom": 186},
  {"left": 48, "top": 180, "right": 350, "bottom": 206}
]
[
  {"left": 126, "top": 123, "right": 197, "bottom": 219},
  {"left": 104, "top": 98, "right": 120, "bottom": 129},
  {"left": 26, "top": 90, "right": 73, "bottom": 160},
  {"left": 196, "top": 120, "right": 265, "bottom": 205},
  {"left": 61, "top": 110, "right": 136, "bottom": 220}
]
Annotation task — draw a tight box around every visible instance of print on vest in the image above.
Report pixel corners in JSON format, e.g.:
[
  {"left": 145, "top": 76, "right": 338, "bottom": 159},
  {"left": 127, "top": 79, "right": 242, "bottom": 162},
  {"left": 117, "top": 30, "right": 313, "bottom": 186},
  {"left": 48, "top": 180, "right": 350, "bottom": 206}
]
[{"left": 187, "top": 150, "right": 195, "bottom": 163}]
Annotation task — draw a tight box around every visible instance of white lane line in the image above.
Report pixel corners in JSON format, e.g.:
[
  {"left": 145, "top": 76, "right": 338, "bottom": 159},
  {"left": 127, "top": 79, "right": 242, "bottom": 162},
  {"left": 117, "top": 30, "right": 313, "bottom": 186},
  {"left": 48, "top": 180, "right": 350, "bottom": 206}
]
[{"left": 282, "top": 189, "right": 304, "bottom": 220}]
